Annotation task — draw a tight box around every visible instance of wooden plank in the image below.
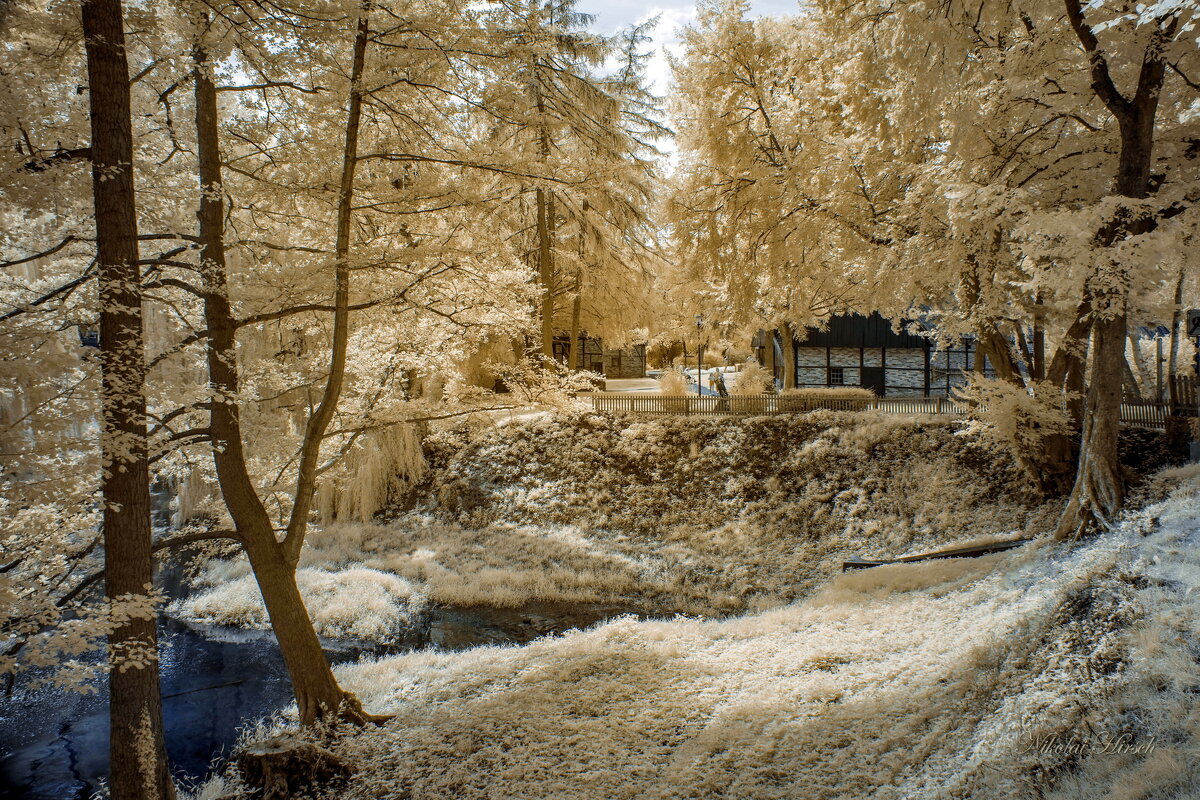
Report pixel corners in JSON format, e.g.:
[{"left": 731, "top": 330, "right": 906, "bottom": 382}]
[{"left": 842, "top": 538, "right": 1030, "bottom": 571}]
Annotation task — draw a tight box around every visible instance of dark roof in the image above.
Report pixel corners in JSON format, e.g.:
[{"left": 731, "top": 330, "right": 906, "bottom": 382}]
[
  {"left": 1134, "top": 325, "right": 1170, "bottom": 339},
  {"left": 795, "top": 312, "right": 928, "bottom": 349}
]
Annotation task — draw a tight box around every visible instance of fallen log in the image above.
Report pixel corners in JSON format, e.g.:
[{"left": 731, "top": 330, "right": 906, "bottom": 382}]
[{"left": 842, "top": 538, "right": 1031, "bottom": 571}]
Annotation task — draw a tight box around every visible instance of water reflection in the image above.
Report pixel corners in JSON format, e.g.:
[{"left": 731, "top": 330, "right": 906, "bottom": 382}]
[{"left": 0, "top": 602, "right": 644, "bottom": 799}]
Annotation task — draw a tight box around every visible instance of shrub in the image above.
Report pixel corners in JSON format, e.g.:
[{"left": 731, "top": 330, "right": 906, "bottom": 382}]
[
  {"left": 657, "top": 367, "right": 690, "bottom": 396},
  {"left": 730, "top": 361, "right": 773, "bottom": 395},
  {"left": 779, "top": 387, "right": 875, "bottom": 412},
  {"left": 953, "top": 377, "right": 1073, "bottom": 491},
  {"left": 488, "top": 358, "right": 603, "bottom": 404}
]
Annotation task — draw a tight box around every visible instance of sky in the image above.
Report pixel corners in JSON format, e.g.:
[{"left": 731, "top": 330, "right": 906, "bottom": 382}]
[{"left": 573, "top": 0, "right": 802, "bottom": 95}]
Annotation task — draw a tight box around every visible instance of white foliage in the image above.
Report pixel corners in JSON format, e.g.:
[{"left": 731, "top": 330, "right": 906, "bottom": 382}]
[
  {"left": 318, "top": 424, "right": 427, "bottom": 524},
  {"left": 325, "top": 471, "right": 1200, "bottom": 800},
  {"left": 173, "top": 567, "right": 426, "bottom": 642},
  {"left": 954, "top": 377, "right": 1073, "bottom": 473},
  {"left": 729, "top": 360, "right": 773, "bottom": 394},
  {"left": 656, "top": 366, "right": 690, "bottom": 395},
  {"left": 489, "top": 358, "right": 603, "bottom": 405}
]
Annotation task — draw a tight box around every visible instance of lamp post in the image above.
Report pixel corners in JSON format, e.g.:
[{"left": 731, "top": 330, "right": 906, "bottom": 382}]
[{"left": 695, "top": 314, "right": 703, "bottom": 396}]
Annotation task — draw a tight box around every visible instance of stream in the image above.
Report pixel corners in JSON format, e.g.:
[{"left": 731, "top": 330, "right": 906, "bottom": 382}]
[{"left": 0, "top": 600, "right": 643, "bottom": 799}]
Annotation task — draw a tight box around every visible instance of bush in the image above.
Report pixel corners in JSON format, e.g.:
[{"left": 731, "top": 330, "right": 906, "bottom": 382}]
[
  {"left": 488, "top": 358, "right": 603, "bottom": 404},
  {"left": 730, "top": 361, "right": 773, "bottom": 395},
  {"left": 779, "top": 387, "right": 875, "bottom": 412},
  {"left": 953, "top": 377, "right": 1072, "bottom": 491},
  {"left": 657, "top": 367, "right": 690, "bottom": 396}
]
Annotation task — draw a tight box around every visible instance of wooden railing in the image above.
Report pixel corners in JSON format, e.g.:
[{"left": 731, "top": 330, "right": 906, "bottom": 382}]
[
  {"left": 1119, "top": 401, "right": 1171, "bottom": 429},
  {"left": 588, "top": 393, "right": 968, "bottom": 417},
  {"left": 1168, "top": 375, "right": 1198, "bottom": 413},
  {"left": 588, "top": 392, "right": 1192, "bottom": 429}
]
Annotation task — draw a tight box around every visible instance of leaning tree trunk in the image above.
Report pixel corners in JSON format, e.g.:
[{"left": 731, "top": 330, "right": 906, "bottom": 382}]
[
  {"left": 1128, "top": 333, "right": 1155, "bottom": 398},
  {"left": 82, "top": 1, "right": 175, "bottom": 797},
  {"left": 281, "top": 11, "right": 366, "bottom": 560},
  {"left": 192, "top": 28, "right": 374, "bottom": 726},
  {"left": 1055, "top": 0, "right": 1174, "bottom": 538},
  {"left": 1122, "top": 346, "right": 1144, "bottom": 402}
]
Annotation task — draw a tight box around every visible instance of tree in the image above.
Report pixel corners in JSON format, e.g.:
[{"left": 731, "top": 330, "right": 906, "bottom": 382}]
[
  {"left": 141, "top": 0, "right": 536, "bottom": 724},
  {"left": 669, "top": 4, "right": 875, "bottom": 379},
  {"left": 477, "top": 0, "right": 664, "bottom": 364},
  {"left": 81, "top": 0, "right": 174, "bottom": 794},
  {"left": 1051, "top": 1, "right": 1186, "bottom": 537},
  {"left": 669, "top": 0, "right": 1200, "bottom": 513}
]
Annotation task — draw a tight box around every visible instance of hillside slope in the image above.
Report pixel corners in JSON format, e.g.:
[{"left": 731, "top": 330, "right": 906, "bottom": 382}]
[{"left": 326, "top": 465, "right": 1200, "bottom": 799}]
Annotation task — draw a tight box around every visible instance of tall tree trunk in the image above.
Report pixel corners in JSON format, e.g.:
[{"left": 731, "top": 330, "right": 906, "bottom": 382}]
[
  {"left": 536, "top": 186, "right": 555, "bottom": 362},
  {"left": 1057, "top": 314, "right": 1126, "bottom": 536},
  {"left": 568, "top": 201, "right": 586, "bottom": 370},
  {"left": 1032, "top": 299, "right": 1046, "bottom": 381},
  {"left": 569, "top": 274, "right": 582, "bottom": 370},
  {"left": 1055, "top": 0, "right": 1174, "bottom": 538},
  {"left": 1167, "top": 269, "right": 1184, "bottom": 406},
  {"left": 780, "top": 322, "right": 797, "bottom": 389},
  {"left": 82, "top": 1, "right": 174, "bottom": 797},
  {"left": 193, "top": 27, "right": 373, "bottom": 727},
  {"left": 533, "top": 41, "right": 556, "bottom": 365},
  {"left": 281, "top": 12, "right": 367, "bottom": 562},
  {"left": 1124, "top": 336, "right": 1147, "bottom": 401}
]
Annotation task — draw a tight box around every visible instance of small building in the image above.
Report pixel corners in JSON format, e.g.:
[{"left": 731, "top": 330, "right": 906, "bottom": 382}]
[
  {"left": 552, "top": 334, "right": 647, "bottom": 379},
  {"left": 755, "top": 313, "right": 989, "bottom": 396}
]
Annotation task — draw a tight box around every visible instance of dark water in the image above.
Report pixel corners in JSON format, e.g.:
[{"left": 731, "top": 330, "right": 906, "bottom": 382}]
[
  {"left": 0, "top": 602, "right": 641, "bottom": 799},
  {"left": 0, "top": 618, "right": 293, "bottom": 800}
]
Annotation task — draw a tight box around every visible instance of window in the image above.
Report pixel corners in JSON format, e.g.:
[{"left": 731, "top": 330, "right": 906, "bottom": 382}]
[{"left": 829, "top": 366, "right": 844, "bottom": 385}]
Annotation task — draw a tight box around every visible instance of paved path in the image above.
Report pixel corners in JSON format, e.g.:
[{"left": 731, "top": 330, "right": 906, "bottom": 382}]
[{"left": 602, "top": 378, "right": 661, "bottom": 393}]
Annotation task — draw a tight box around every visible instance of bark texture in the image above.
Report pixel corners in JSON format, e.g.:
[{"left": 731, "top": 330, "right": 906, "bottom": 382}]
[
  {"left": 780, "top": 323, "right": 797, "bottom": 389},
  {"left": 82, "top": 0, "right": 175, "bottom": 796},
  {"left": 1055, "top": 0, "right": 1176, "bottom": 538},
  {"left": 536, "top": 185, "right": 556, "bottom": 362}
]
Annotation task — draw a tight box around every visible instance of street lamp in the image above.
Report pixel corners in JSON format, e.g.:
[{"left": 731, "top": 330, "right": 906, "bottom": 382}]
[{"left": 695, "top": 314, "right": 703, "bottom": 396}]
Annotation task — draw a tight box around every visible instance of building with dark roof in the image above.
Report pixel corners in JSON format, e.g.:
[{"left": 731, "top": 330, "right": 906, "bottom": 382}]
[{"left": 754, "top": 312, "right": 989, "bottom": 396}]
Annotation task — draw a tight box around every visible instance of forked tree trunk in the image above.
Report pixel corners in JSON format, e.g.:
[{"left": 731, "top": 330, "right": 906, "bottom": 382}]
[
  {"left": 82, "top": 1, "right": 175, "bottom": 796},
  {"left": 1055, "top": 1, "right": 1175, "bottom": 538},
  {"left": 192, "top": 24, "right": 375, "bottom": 726}
]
